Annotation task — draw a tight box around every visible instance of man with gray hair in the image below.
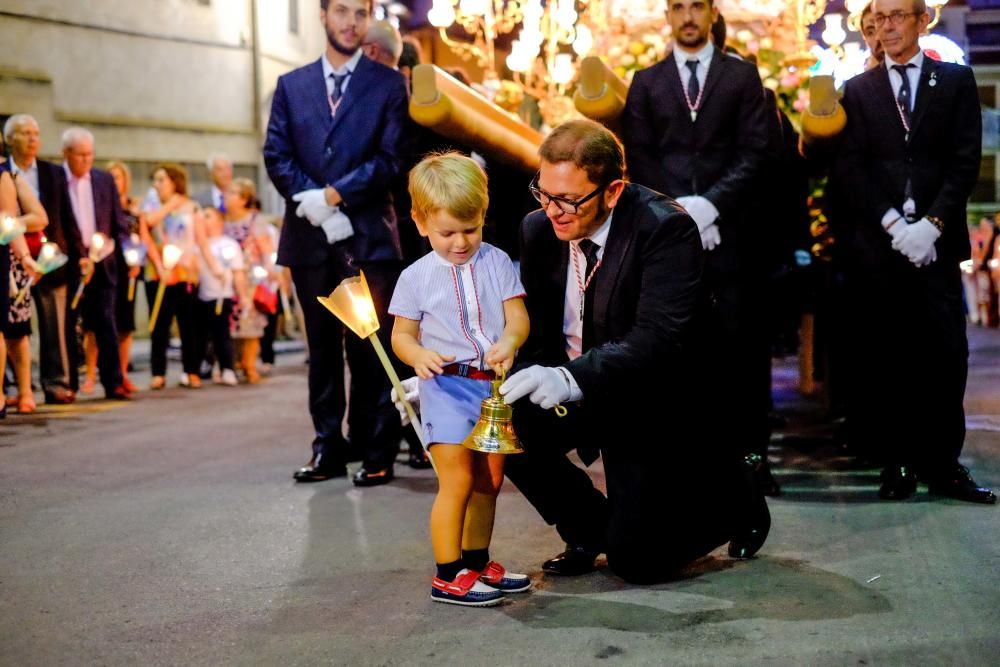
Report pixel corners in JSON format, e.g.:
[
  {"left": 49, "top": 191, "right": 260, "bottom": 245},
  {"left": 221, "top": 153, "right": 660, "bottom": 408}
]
[
  {"left": 361, "top": 20, "right": 403, "bottom": 68},
  {"left": 194, "top": 153, "right": 233, "bottom": 211},
  {"left": 1, "top": 114, "right": 76, "bottom": 404},
  {"left": 61, "top": 127, "right": 131, "bottom": 399}
]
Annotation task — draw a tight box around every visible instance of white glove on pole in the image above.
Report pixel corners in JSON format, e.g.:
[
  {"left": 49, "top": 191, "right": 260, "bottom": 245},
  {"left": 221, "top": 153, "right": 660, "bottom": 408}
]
[
  {"left": 390, "top": 376, "right": 420, "bottom": 426},
  {"left": 319, "top": 208, "right": 354, "bottom": 244},
  {"left": 892, "top": 217, "right": 941, "bottom": 267},
  {"left": 292, "top": 189, "right": 334, "bottom": 225},
  {"left": 676, "top": 195, "right": 722, "bottom": 251},
  {"left": 499, "top": 366, "right": 572, "bottom": 410}
]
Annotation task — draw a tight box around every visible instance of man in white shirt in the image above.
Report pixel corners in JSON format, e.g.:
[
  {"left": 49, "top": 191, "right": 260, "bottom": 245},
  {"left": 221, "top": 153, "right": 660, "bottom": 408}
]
[
  {"left": 193, "top": 153, "right": 233, "bottom": 212},
  {"left": 61, "top": 127, "right": 131, "bottom": 400}
]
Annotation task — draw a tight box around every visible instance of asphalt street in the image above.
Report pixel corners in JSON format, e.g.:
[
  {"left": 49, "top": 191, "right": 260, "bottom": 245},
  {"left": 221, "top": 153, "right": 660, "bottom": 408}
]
[{"left": 1, "top": 329, "right": 998, "bottom": 666}]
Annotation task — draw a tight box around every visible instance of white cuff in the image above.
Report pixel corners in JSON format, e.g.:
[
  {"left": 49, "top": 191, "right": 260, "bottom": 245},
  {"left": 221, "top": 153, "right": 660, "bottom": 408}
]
[
  {"left": 556, "top": 367, "right": 583, "bottom": 402},
  {"left": 881, "top": 208, "right": 903, "bottom": 230}
]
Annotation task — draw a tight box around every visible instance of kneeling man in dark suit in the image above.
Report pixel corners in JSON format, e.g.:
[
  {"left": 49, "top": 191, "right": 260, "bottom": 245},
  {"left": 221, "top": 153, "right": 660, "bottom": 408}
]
[{"left": 499, "top": 120, "right": 770, "bottom": 583}]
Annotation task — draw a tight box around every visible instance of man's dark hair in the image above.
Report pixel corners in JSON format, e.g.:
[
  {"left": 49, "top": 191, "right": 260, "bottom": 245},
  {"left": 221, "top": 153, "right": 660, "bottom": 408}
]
[
  {"left": 321, "top": 0, "right": 375, "bottom": 12},
  {"left": 711, "top": 12, "right": 727, "bottom": 50},
  {"left": 539, "top": 119, "right": 626, "bottom": 186},
  {"left": 399, "top": 39, "right": 422, "bottom": 70}
]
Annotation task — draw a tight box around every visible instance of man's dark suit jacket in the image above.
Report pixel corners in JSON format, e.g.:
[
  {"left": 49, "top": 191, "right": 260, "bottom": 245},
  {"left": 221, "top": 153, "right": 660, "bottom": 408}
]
[
  {"left": 622, "top": 50, "right": 768, "bottom": 274},
  {"left": 837, "top": 57, "right": 980, "bottom": 270},
  {"left": 518, "top": 183, "right": 704, "bottom": 436},
  {"left": 62, "top": 168, "right": 129, "bottom": 286},
  {"left": 264, "top": 55, "right": 408, "bottom": 269},
  {"left": 0, "top": 159, "right": 72, "bottom": 284}
]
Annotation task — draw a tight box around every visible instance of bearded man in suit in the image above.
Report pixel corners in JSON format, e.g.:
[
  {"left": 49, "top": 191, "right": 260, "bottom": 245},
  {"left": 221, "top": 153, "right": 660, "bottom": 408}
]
[{"left": 264, "top": 0, "right": 408, "bottom": 486}]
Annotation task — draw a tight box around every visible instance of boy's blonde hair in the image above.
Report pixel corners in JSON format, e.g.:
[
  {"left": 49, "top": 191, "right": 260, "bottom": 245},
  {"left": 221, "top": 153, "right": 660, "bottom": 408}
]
[{"left": 408, "top": 152, "right": 488, "bottom": 224}]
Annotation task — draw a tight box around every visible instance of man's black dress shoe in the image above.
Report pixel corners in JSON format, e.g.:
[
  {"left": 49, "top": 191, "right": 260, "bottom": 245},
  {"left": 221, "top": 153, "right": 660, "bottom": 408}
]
[
  {"left": 729, "top": 453, "right": 771, "bottom": 559},
  {"left": 353, "top": 466, "right": 394, "bottom": 487},
  {"left": 541, "top": 545, "right": 600, "bottom": 576},
  {"left": 408, "top": 452, "right": 433, "bottom": 470},
  {"left": 44, "top": 388, "right": 75, "bottom": 405},
  {"left": 928, "top": 466, "right": 996, "bottom": 504},
  {"left": 106, "top": 386, "right": 132, "bottom": 401},
  {"left": 756, "top": 459, "right": 782, "bottom": 497},
  {"left": 879, "top": 465, "right": 918, "bottom": 500},
  {"left": 293, "top": 460, "right": 347, "bottom": 483}
]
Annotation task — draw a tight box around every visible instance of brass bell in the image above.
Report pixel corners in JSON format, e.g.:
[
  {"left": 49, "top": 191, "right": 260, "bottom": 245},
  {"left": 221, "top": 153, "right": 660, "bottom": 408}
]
[{"left": 462, "top": 379, "right": 525, "bottom": 455}]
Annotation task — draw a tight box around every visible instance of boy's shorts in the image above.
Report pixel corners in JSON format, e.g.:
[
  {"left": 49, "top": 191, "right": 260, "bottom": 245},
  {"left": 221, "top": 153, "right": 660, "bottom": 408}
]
[{"left": 420, "top": 374, "right": 492, "bottom": 449}]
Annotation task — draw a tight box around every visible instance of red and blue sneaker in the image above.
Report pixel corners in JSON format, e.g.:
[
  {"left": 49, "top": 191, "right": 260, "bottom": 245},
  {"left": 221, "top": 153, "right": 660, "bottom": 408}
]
[
  {"left": 478, "top": 561, "right": 531, "bottom": 593},
  {"left": 431, "top": 569, "right": 504, "bottom": 607}
]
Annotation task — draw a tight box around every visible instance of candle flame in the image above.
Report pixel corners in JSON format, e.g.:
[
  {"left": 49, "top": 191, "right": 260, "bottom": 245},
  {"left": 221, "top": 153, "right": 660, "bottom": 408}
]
[{"left": 162, "top": 244, "right": 183, "bottom": 270}]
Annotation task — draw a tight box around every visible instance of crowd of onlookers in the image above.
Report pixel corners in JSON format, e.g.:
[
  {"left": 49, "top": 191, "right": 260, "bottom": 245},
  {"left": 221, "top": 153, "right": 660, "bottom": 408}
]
[
  {"left": 1, "top": 113, "right": 291, "bottom": 418},
  {"left": 962, "top": 212, "right": 1000, "bottom": 328}
]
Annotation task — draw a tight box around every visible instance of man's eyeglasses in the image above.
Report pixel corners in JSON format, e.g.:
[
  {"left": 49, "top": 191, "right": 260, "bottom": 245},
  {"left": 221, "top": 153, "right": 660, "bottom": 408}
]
[
  {"left": 873, "top": 10, "right": 920, "bottom": 27},
  {"left": 529, "top": 173, "right": 607, "bottom": 215}
]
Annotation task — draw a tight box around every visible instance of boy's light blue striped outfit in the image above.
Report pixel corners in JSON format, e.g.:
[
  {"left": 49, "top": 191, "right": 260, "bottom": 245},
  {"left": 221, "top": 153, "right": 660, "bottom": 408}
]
[{"left": 389, "top": 243, "right": 526, "bottom": 446}]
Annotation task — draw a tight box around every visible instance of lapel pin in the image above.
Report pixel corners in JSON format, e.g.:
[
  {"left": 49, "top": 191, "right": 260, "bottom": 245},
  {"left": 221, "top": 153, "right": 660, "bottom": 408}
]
[{"left": 929, "top": 71, "right": 937, "bottom": 87}]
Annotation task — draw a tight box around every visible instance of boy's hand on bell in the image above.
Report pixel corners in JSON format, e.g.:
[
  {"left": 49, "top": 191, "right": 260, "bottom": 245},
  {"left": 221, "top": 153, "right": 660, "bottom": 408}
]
[{"left": 485, "top": 341, "right": 516, "bottom": 374}]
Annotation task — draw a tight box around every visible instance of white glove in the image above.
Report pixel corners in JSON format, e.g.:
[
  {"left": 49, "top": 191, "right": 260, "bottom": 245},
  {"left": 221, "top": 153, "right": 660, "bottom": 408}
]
[
  {"left": 499, "top": 366, "right": 572, "bottom": 410},
  {"left": 391, "top": 376, "right": 419, "bottom": 426},
  {"left": 676, "top": 196, "right": 722, "bottom": 251},
  {"left": 292, "top": 189, "right": 334, "bottom": 225},
  {"left": 319, "top": 208, "right": 354, "bottom": 244},
  {"left": 882, "top": 207, "right": 907, "bottom": 242},
  {"left": 892, "top": 218, "right": 940, "bottom": 267}
]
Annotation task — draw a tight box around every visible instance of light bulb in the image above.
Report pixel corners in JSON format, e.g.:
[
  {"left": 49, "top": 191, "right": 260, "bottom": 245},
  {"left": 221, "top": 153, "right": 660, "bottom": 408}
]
[
  {"left": 573, "top": 25, "right": 593, "bottom": 56},
  {"left": 552, "top": 53, "right": 575, "bottom": 85},
  {"left": 821, "top": 14, "right": 846, "bottom": 47},
  {"left": 427, "top": 2, "right": 455, "bottom": 27},
  {"left": 459, "top": 0, "right": 488, "bottom": 17}
]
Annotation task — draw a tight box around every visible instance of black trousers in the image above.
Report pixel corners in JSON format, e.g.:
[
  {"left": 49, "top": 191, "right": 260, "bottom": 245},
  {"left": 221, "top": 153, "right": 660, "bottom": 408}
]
[
  {"left": 32, "top": 277, "right": 73, "bottom": 394},
  {"left": 291, "top": 259, "right": 403, "bottom": 470},
  {"left": 847, "top": 262, "right": 968, "bottom": 474},
  {"left": 73, "top": 273, "right": 123, "bottom": 394},
  {"left": 700, "top": 269, "right": 772, "bottom": 459},
  {"left": 197, "top": 299, "right": 234, "bottom": 371},
  {"left": 504, "top": 398, "right": 733, "bottom": 584},
  {"left": 145, "top": 281, "right": 201, "bottom": 377},
  {"left": 260, "top": 310, "right": 278, "bottom": 365}
]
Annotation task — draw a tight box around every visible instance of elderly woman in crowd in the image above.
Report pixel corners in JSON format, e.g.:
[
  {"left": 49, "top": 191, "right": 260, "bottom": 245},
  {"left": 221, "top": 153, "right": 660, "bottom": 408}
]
[
  {"left": 222, "top": 177, "right": 273, "bottom": 384},
  {"left": 1, "top": 167, "right": 45, "bottom": 415},
  {"left": 81, "top": 161, "right": 143, "bottom": 394},
  {"left": 141, "top": 163, "right": 217, "bottom": 390}
]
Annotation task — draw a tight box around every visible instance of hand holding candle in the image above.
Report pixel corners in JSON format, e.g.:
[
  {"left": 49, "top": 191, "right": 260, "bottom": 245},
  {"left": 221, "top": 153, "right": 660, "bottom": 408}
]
[
  {"left": 216, "top": 245, "right": 238, "bottom": 315},
  {"left": 14, "top": 242, "right": 68, "bottom": 306},
  {"left": 148, "top": 243, "right": 183, "bottom": 332},
  {"left": 71, "top": 232, "right": 116, "bottom": 310},
  {"left": 122, "top": 233, "right": 147, "bottom": 302}
]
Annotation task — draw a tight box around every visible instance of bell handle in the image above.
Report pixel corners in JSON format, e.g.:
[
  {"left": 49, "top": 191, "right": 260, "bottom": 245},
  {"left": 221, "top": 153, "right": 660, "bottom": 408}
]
[{"left": 553, "top": 404, "right": 567, "bottom": 417}]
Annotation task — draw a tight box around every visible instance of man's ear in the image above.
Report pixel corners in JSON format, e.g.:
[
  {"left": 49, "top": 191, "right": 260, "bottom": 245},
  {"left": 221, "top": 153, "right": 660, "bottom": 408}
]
[{"left": 605, "top": 180, "right": 626, "bottom": 209}]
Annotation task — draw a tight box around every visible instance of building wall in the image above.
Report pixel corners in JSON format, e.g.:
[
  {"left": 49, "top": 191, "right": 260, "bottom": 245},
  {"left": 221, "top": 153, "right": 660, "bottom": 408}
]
[{"left": 0, "top": 0, "right": 325, "bottom": 203}]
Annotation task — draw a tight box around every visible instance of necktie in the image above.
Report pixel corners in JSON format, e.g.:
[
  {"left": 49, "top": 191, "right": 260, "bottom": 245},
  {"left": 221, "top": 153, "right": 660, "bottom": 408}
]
[
  {"left": 686, "top": 60, "right": 700, "bottom": 109},
  {"left": 578, "top": 239, "right": 601, "bottom": 350},
  {"left": 329, "top": 72, "right": 349, "bottom": 106},
  {"left": 891, "top": 63, "right": 914, "bottom": 123}
]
